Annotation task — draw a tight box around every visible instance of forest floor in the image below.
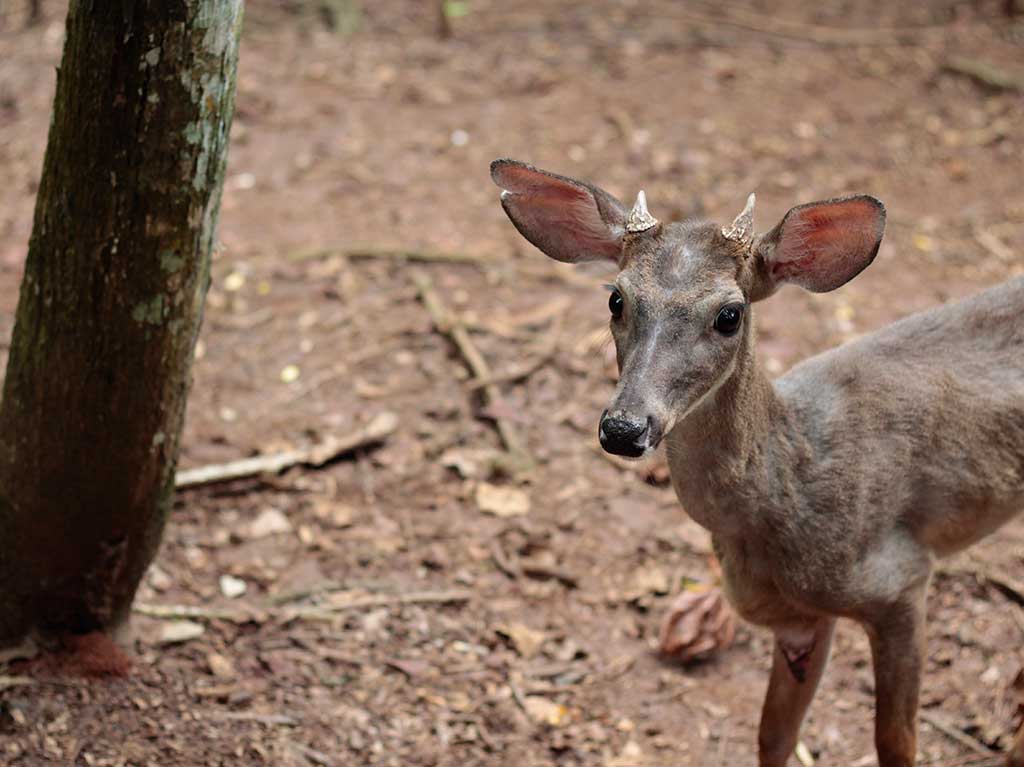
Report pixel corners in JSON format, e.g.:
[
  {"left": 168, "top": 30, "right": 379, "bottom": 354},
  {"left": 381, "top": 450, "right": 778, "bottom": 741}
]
[{"left": 2, "top": 1, "right": 1024, "bottom": 765}]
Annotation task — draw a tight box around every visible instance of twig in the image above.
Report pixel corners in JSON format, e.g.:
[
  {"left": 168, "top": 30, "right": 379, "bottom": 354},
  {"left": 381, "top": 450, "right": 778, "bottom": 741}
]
[
  {"left": 204, "top": 711, "right": 300, "bottom": 727},
  {"left": 132, "top": 603, "right": 256, "bottom": 621},
  {"left": 520, "top": 559, "right": 579, "bottom": 589},
  {"left": 413, "top": 271, "right": 532, "bottom": 466},
  {"left": 565, "top": 3, "right": 950, "bottom": 48},
  {"left": 287, "top": 741, "right": 336, "bottom": 767},
  {"left": 969, "top": 566, "right": 1024, "bottom": 608},
  {"left": 0, "top": 675, "right": 35, "bottom": 691},
  {"left": 174, "top": 411, "right": 397, "bottom": 489},
  {"left": 943, "top": 57, "right": 1024, "bottom": 93},
  {"left": 289, "top": 245, "right": 493, "bottom": 267},
  {"left": 507, "top": 673, "right": 529, "bottom": 713},
  {"left": 134, "top": 589, "right": 473, "bottom": 624},
  {"left": 974, "top": 229, "right": 1015, "bottom": 263},
  {"left": 922, "top": 752, "right": 1003, "bottom": 767},
  {"left": 465, "top": 344, "right": 557, "bottom": 391},
  {"left": 315, "top": 589, "right": 473, "bottom": 612},
  {"left": 490, "top": 539, "right": 522, "bottom": 580},
  {"left": 919, "top": 709, "right": 993, "bottom": 757}
]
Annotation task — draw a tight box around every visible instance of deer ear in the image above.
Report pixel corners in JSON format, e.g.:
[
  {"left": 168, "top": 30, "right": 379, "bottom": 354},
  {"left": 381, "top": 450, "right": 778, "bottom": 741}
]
[
  {"left": 753, "top": 195, "right": 886, "bottom": 296},
  {"left": 491, "top": 159, "right": 628, "bottom": 264}
]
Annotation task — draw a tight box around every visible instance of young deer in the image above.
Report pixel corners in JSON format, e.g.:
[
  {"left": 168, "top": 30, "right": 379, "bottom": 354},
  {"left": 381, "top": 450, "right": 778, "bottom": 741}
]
[{"left": 490, "top": 158, "right": 1024, "bottom": 767}]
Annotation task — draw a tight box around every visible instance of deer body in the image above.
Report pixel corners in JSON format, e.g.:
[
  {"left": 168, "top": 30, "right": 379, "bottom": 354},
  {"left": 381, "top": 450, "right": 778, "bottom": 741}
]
[
  {"left": 491, "top": 158, "right": 1024, "bottom": 766},
  {"left": 673, "top": 276, "right": 1024, "bottom": 628}
]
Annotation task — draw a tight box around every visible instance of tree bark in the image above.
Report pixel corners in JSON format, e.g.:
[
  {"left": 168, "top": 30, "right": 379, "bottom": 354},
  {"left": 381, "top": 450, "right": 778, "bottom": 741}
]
[{"left": 0, "top": 0, "right": 242, "bottom": 642}]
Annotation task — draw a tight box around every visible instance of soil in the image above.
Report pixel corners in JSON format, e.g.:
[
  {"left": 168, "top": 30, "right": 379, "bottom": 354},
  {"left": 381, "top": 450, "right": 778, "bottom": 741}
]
[{"left": 1, "top": 1, "right": 1024, "bottom": 765}]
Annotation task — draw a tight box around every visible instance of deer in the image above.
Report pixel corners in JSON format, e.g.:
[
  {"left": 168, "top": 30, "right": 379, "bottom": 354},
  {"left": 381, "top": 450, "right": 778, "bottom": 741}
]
[{"left": 490, "top": 158, "right": 1024, "bottom": 767}]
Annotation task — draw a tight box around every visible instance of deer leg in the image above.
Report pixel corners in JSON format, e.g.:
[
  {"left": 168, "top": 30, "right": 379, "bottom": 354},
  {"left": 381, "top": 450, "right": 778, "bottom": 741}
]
[
  {"left": 758, "top": 617, "right": 836, "bottom": 767},
  {"left": 864, "top": 593, "right": 928, "bottom": 767},
  {"left": 1007, "top": 724, "right": 1024, "bottom": 766}
]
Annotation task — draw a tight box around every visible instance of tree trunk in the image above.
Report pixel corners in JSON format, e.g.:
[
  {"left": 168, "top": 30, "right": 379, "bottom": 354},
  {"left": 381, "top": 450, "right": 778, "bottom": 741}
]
[{"left": 0, "top": 0, "right": 242, "bottom": 642}]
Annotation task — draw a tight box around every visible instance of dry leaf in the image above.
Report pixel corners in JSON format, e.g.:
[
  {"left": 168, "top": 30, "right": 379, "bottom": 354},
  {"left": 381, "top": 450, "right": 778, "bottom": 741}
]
[
  {"left": 311, "top": 500, "right": 355, "bottom": 528},
  {"left": 497, "top": 622, "right": 547, "bottom": 659},
  {"left": 475, "top": 482, "right": 530, "bottom": 517},
  {"left": 630, "top": 565, "right": 670, "bottom": 599},
  {"left": 523, "top": 696, "right": 568, "bottom": 726},
  {"left": 249, "top": 507, "right": 293, "bottom": 538},
  {"left": 207, "top": 652, "right": 236, "bottom": 680},
  {"left": 607, "top": 739, "right": 646, "bottom": 767},
  {"left": 658, "top": 584, "right": 736, "bottom": 662},
  {"left": 439, "top": 447, "right": 500, "bottom": 479},
  {"left": 386, "top": 658, "right": 431, "bottom": 678},
  {"left": 912, "top": 233, "right": 934, "bottom": 252}
]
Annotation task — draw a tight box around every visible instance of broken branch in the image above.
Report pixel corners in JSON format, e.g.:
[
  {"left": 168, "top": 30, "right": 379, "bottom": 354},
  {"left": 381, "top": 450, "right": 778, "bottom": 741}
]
[
  {"left": 919, "top": 709, "right": 993, "bottom": 757},
  {"left": 134, "top": 589, "right": 473, "bottom": 625},
  {"left": 204, "top": 711, "right": 300, "bottom": 727},
  {"left": 289, "top": 245, "right": 493, "bottom": 267},
  {"left": 174, "top": 411, "right": 398, "bottom": 489},
  {"left": 413, "top": 270, "right": 532, "bottom": 466},
  {"left": 942, "top": 57, "right": 1024, "bottom": 93}
]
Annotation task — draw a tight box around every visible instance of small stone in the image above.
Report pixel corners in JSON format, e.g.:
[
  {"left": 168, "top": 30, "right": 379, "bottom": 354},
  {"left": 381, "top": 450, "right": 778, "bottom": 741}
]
[
  {"left": 147, "top": 565, "right": 172, "bottom": 592},
  {"left": 159, "top": 620, "right": 205, "bottom": 645},
  {"left": 219, "top": 574, "right": 247, "bottom": 599},
  {"left": 223, "top": 271, "right": 245, "bottom": 292}
]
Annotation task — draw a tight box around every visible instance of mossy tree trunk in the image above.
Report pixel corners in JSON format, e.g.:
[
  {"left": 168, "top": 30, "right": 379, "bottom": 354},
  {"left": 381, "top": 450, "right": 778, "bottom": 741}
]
[{"left": 0, "top": 0, "right": 242, "bottom": 642}]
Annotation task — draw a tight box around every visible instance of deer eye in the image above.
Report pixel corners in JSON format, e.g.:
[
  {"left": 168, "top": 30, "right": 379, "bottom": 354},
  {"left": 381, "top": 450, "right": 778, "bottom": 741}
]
[
  {"left": 608, "top": 289, "right": 624, "bottom": 320},
  {"left": 714, "top": 303, "right": 744, "bottom": 335}
]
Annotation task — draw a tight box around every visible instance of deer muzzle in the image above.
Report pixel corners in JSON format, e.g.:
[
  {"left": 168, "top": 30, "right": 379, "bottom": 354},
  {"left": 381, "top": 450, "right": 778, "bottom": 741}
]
[{"left": 599, "top": 410, "right": 661, "bottom": 458}]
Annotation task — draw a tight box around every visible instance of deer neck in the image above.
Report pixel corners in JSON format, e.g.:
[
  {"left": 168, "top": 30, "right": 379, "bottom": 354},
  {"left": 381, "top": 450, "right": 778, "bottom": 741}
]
[{"left": 665, "top": 322, "right": 805, "bottom": 536}]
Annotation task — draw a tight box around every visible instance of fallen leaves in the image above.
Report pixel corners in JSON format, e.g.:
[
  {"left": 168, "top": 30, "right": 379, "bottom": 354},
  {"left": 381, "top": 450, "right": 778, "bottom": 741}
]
[
  {"left": 206, "top": 652, "right": 236, "bottom": 680},
  {"left": 475, "top": 482, "right": 530, "bottom": 517},
  {"left": 496, "top": 622, "right": 548, "bottom": 659},
  {"left": 218, "top": 574, "right": 248, "bottom": 598},
  {"left": 658, "top": 584, "right": 737, "bottom": 662},
  {"left": 248, "top": 507, "right": 293, "bottom": 538}
]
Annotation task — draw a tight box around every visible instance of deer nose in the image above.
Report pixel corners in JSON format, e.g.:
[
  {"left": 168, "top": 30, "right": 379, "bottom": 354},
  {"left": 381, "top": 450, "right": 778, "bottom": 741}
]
[{"left": 599, "top": 411, "right": 651, "bottom": 458}]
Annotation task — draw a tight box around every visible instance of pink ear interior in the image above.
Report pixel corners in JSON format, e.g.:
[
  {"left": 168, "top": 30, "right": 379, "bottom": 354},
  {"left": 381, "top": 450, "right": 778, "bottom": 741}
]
[
  {"left": 771, "top": 196, "right": 885, "bottom": 292},
  {"left": 492, "top": 160, "right": 624, "bottom": 264}
]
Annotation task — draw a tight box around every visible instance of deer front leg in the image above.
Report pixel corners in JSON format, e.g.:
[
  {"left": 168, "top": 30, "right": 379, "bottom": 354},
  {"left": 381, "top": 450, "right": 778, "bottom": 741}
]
[
  {"left": 758, "top": 618, "right": 836, "bottom": 767},
  {"left": 864, "top": 594, "right": 928, "bottom": 767}
]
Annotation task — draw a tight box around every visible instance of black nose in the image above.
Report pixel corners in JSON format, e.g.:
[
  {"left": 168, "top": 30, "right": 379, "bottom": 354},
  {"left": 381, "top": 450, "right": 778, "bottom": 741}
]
[{"left": 599, "top": 411, "right": 650, "bottom": 457}]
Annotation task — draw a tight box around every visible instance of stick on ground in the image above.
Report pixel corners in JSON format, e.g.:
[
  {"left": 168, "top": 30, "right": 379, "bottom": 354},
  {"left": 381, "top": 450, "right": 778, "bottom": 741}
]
[
  {"left": 413, "top": 270, "right": 532, "bottom": 466},
  {"left": 134, "top": 589, "right": 473, "bottom": 624},
  {"left": 289, "top": 245, "right": 493, "bottom": 266},
  {"left": 174, "top": 411, "right": 398, "bottom": 489},
  {"left": 942, "top": 57, "right": 1024, "bottom": 93},
  {"left": 918, "top": 709, "right": 993, "bottom": 757}
]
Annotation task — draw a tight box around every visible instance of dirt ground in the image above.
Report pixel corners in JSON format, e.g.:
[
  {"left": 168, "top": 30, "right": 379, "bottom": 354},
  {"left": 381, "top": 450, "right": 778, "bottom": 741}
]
[{"left": 2, "top": 1, "right": 1024, "bottom": 765}]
